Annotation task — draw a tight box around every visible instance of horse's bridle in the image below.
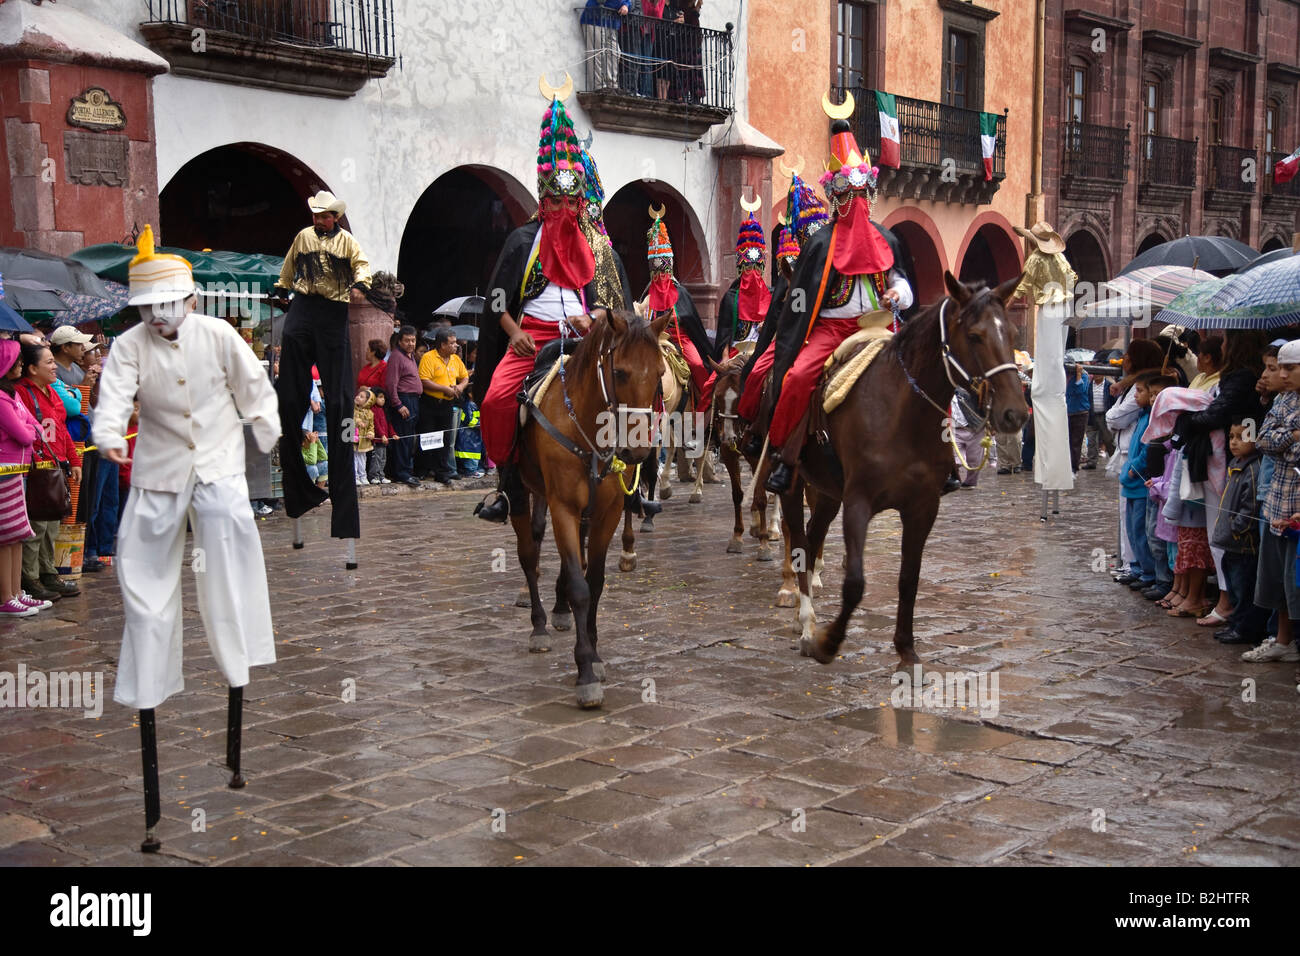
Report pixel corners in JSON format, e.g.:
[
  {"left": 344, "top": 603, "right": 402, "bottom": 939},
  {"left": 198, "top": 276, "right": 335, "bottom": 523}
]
[{"left": 898, "top": 294, "right": 1020, "bottom": 420}]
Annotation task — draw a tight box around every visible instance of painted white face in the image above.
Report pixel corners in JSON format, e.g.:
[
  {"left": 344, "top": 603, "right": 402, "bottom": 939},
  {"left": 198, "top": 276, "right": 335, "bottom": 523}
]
[{"left": 140, "top": 298, "right": 188, "bottom": 337}]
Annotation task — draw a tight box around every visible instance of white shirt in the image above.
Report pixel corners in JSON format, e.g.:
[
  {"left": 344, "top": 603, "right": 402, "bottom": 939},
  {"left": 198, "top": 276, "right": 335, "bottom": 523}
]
[
  {"left": 523, "top": 282, "right": 584, "bottom": 324},
  {"left": 93, "top": 314, "right": 281, "bottom": 493},
  {"left": 820, "top": 269, "right": 913, "bottom": 318}
]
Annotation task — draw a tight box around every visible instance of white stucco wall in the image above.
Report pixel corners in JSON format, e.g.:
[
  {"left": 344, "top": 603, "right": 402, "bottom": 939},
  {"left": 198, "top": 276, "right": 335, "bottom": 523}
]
[{"left": 64, "top": 0, "right": 747, "bottom": 284}]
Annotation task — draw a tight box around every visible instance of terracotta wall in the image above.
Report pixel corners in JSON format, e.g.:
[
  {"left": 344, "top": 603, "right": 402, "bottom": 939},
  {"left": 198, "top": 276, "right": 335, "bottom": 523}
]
[{"left": 0, "top": 59, "right": 158, "bottom": 255}]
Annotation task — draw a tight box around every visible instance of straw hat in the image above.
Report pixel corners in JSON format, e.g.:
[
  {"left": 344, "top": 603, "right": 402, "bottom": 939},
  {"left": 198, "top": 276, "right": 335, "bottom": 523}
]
[
  {"left": 1014, "top": 220, "right": 1066, "bottom": 255},
  {"left": 126, "top": 225, "right": 195, "bottom": 306},
  {"left": 307, "top": 190, "right": 346, "bottom": 216}
]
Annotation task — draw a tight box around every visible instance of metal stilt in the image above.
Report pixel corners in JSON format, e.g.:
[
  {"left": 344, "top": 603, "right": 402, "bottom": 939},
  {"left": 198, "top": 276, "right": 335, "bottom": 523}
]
[
  {"left": 345, "top": 538, "right": 357, "bottom": 570},
  {"left": 139, "top": 709, "right": 161, "bottom": 853},
  {"left": 226, "top": 687, "right": 245, "bottom": 789},
  {"left": 292, "top": 517, "right": 303, "bottom": 549}
]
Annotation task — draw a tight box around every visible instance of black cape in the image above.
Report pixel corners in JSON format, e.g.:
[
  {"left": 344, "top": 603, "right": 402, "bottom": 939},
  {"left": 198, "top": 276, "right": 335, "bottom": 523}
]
[
  {"left": 640, "top": 278, "right": 713, "bottom": 367},
  {"left": 769, "top": 220, "right": 909, "bottom": 399},
  {"left": 738, "top": 272, "right": 790, "bottom": 390},
  {"left": 715, "top": 278, "right": 741, "bottom": 361},
  {"left": 471, "top": 220, "right": 602, "bottom": 405}
]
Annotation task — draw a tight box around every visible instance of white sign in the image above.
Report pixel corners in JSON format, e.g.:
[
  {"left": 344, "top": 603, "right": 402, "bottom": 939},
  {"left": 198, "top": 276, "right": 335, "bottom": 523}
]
[{"left": 419, "top": 431, "right": 444, "bottom": 450}]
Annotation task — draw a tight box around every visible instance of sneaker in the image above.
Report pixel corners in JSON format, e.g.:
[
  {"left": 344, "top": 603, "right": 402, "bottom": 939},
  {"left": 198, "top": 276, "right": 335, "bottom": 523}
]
[
  {"left": 254, "top": 503, "right": 273, "bottom": 516},
  {"left": 21, "top": 578, "right": 59, "bottom": 601},
  {"left": 17, "top": 592, "right": 52, "bottom": 610},
  {"left": 40, "top": 575, "right": 79, "bottom": 596},
  {"left": 357, "top": 477, "right": 369, "bottom": 486},
  {"left": 0, "top": 599, "right": 37, "bottom": 617},
  {"left": 380, "top": 478, "right": 392, "bottom": 484},
  {"left": 1240, "top": 638, "right": 1300, "bottom": 663},
  {"left": 81, "top": 557, "right": 105, "bottom": 572}
]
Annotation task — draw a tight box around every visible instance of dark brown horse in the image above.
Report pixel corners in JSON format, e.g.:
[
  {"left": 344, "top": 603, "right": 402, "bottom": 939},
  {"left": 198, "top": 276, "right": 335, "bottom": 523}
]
[
  {"left": 513, "top": 309, "right": 669, "bottom": 707},
  {"left": 781, "top": 272, "right": 1028, "bottom": 664}
]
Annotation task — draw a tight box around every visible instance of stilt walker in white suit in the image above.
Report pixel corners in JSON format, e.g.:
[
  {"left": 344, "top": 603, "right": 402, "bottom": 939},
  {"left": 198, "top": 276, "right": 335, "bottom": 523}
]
[{"left": 92, "top": 227, "right": 282, "bottom": 853}]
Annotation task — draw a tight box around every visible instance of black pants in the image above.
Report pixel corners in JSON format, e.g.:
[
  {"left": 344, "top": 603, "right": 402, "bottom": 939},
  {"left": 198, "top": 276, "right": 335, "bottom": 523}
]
[
  {"left": 1067, "top": 411, "right": 1088, "bottom": 472},
  {"left": 424, "top": 398, "right": 458, "bottom": 482},
  {"left": 390, "top": 392, "right": 421, "bottom": 481},
  {"left": 415, "top": 394, "right": 441, "bottom": 478},
  {"left": 275, "top": 294, "right": 359, "bottom": 539}
]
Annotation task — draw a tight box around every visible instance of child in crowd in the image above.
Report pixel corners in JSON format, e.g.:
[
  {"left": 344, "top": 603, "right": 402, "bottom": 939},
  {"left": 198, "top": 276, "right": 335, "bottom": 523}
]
[
  {"left": 1121, "top": 371, "right": 1170, "bottom": 590},
  {"left": 1140, "top": 381, "right": 1176, "bottom": 602},
  {"left": 353, "top": 387, "right": 375, "bottom": 486},
  {"left": 1242, "top": 339, "right": 1300, "bottom": 665},
  {"left": 1211, "top": 418, "right": 1268, "bottom": 645},
  {"left": 302, "top": 429, "right": 328, "bottom": 489},
  {"left": 369, "top": 389, "right": 393, "bottom": 484}
]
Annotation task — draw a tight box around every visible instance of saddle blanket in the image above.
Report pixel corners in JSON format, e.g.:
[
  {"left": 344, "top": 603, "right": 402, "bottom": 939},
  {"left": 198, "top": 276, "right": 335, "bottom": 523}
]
[
  {"left": 821, "top": 326, "right": 893, "bottom": 414},
  {"left": 518, "top": 353, "right": 567, "bottom": 427}
]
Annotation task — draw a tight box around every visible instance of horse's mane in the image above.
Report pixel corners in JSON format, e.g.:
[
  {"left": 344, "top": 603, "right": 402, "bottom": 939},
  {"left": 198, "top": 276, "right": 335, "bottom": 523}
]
[
  {"left": 891, "top": 280, "right": 996, "bottom": 356},
  {"left": 564, "top": 311, "right": 660, "bottom": 381}
]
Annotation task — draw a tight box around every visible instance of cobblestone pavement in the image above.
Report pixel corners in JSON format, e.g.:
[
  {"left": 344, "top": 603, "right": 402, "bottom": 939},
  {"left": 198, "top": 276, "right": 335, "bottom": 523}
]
[{"left": 1, "top": 463, "right": 1297, "bottom": 867}]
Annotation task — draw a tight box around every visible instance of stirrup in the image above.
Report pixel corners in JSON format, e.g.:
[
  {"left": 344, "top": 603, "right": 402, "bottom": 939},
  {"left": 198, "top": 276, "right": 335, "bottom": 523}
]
[
  {"left": 765, "top": 461, "right": 793, "bottom": 494},
  {"left": 474, "top": 490, "right": 511, "bottom": 523}
]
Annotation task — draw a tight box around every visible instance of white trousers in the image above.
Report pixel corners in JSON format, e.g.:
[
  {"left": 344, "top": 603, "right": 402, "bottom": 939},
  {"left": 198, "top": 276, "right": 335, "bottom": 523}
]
[{"left": 113, "top": 473, "right": 275, "bottom": 710}]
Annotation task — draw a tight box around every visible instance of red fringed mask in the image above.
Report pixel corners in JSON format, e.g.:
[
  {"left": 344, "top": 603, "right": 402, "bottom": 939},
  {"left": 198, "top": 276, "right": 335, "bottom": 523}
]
[
  {"left": 738, "top": 270, "right": 771, "bottom": 328},
  {"left": 831, "top": 195, "right": 893, "bottom": 277},
  {"left": 539, "top": 201, "right": 595, "bottom": 291},
  {"left": 649, "top": 273, "right": 678, "bottom": 311}
]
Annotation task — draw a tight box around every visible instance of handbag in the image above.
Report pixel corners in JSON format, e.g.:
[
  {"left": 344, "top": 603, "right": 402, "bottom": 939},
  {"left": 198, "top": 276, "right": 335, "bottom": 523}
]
[{"left": 21, "top": 381, "right": 72, "bottom": 522}]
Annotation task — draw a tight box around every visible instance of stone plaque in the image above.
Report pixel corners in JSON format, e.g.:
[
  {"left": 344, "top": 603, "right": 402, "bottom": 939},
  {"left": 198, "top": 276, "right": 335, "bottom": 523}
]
[
  {"left": 66, "top": 87, "right": 126, "bottom": 131},
  {"left": 63, "top": 130, "right": 129, "bottom": 187}
]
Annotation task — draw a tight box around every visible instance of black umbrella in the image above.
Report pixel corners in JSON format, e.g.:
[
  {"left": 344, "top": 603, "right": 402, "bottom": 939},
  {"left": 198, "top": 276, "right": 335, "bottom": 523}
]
[
  {"left": 1, "top": 278, "right": 68, "bottom": 312},
  {"left": 1117, "top": 235, "right": 1259, "bottom": 278},
  {"left": 0, "top": 247, "right": 113, "bottom": 297},
  {"left": 1237, "top": 246, "right": 1298, "bottom": 274}
]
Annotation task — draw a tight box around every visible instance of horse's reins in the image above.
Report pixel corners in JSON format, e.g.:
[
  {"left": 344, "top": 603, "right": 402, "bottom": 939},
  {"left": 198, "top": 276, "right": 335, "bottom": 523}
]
[{"left": 897, "top": 295, "right": 1021, "bottom": 473}]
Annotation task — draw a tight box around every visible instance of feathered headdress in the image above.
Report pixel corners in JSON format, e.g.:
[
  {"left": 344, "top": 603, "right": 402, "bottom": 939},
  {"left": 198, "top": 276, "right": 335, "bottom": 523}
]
[
  {"left": 818, "top": 92, "right": 878, "bottom": 212},
  {"left": 736, "top": 211, "right": 765, "bottom": 272},
  {"left": 647, "top": 208, "right": 673, "bottom": 268},
  {"left": 537, "top": 93, "right": 585, "bottom": 199},
  {"left": 787, "top": 173, "right": 829, "bottom": 244}
]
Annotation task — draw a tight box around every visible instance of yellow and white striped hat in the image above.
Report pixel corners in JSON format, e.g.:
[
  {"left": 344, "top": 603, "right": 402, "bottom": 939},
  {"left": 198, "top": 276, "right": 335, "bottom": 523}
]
[{"left": 127, "top": 225, "right": 195, "bottom": 306}]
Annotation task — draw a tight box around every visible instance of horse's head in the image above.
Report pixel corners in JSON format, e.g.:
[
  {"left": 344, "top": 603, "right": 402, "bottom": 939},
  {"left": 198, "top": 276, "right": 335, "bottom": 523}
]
[
  {"left": 708, "top": 354, "right": 745, "bottom": 448},
  {"left": 598, "top": 309, "right": 670, "bottom": 465},
  {"left": 942, "top": 271, "right": 1029, "bottom": 435}
]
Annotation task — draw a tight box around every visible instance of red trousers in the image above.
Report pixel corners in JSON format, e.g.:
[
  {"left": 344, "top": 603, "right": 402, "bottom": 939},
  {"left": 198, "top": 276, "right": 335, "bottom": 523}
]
[
  {"left": 768, "top": 317, "right": 861, "bottom": 447},
  {"left": 671, "top": 325, "right": 713, "bottom": 413},
  {"left": 737, "top": 340, "right": 776, "bottom": 421},
  {"left": 481, "top": 316, "right": 570, "bottom": 465}
]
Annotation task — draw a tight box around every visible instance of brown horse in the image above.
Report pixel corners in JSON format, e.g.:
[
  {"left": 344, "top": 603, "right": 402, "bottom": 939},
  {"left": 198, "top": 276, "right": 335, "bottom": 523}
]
[
  {"left": 781, "top": 272, "right": 1028, "bottom": 664},
  {"left": 513, "top": 309, "right": 670, "bottom": 707}
]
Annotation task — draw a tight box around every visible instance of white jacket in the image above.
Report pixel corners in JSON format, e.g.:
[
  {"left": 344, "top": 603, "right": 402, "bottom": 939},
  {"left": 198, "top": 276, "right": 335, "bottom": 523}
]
[
  {"left": 1104, "top": 385, "right": 1142, "bottom": 479},
  {"left": 92, "top": 314, "right": 281, "bottom": 493}
]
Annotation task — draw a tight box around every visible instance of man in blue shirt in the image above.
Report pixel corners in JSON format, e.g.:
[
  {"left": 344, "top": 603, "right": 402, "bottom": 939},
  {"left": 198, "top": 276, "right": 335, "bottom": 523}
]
[{"left": 1065, "top": 362, "right": 1091, "bottom": 474}]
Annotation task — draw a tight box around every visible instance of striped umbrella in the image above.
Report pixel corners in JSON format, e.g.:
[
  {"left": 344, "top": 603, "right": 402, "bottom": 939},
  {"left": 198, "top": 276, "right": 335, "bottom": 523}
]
[
  {"left": 1155, "top": 258, "right": 1300, "bottom": 329},
  {"left": 1103, "top": 265, "right": 1217, "bottom": 305}
]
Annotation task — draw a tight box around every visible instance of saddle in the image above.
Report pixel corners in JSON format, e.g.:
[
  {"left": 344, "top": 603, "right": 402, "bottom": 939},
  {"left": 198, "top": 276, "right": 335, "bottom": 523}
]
[
  {"left": 518, "top": 337, "right": 581, "bottom": 426},
  {"left": 658, "top": 334, "right": 691, "bottom": 389},
  {"left": 817, "top": 309, "right": 895, "bottom": 414}
]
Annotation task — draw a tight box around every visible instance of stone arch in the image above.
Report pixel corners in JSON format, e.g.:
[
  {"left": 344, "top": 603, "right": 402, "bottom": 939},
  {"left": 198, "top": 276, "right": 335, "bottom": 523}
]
[
  {"left": 1064, "top": 227, "right": 1112, "bottom": 349},
  {"left": 159, "top": 142, "right": 339, "bottom": 256},
  {"left": 1135, "top": 231, "right": 1168, "bottom": 256},
  {"left": 397, "top": 165, "right": 535, "bottom": 324},
  {"left": 882, "top": 206, "right": 949, "bottom": 310},
  {"left": 1261, "top": 233, "right": 1290, "bottom": 253},
  {"left": 604, "top": 179, "right": 712, "bottom": 307},
  {"left": 955, "top": 211, "right": 1023, "bottom": 287}
]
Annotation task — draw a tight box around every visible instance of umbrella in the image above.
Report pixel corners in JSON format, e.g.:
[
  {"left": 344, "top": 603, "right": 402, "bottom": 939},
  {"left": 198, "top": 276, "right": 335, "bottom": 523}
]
[
  {"left": 1, "top": 278, "right": 68, "bottom": 312},
  {"left": 1237, "top": 246, "right": 1298, "bottom": 275},
  {"left": 0, "top": 300, "right": 34, "bottom": 333},
  {"left": 1070, "top": 291, "right": 1156, "bottom": 328},
  {"left": 1117, "top": 235, "right": 1259, "bottom": 277},
  {"left": 0, "top": 247, "right": 113, "bottom": 298},
  {"left": 73, "top": 243, "right": 283, "bottom": 290},
  {"left": 432, "top": 295, "right": 484, "bottom": 321},
  {"left": 1156, "top": 256, "right": 1300, "bottom": 330},
  {"left": 1104, "top": 265, "right": 1217, "bottom": 305},
  {"left": 449, "top": 323, "right": 478, "bottom": 344},
  {"left": 49, "top": 281, "right": 131, "bottom": 327}
]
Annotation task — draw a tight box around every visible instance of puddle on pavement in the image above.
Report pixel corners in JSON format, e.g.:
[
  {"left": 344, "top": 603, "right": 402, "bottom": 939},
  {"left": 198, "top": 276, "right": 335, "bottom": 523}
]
[
  {"left": 834, "top": 708, "right": 1021, "bottom": 753},
  {"left": 1172, "top": 700, "right": 1261, "bottom": 734}
]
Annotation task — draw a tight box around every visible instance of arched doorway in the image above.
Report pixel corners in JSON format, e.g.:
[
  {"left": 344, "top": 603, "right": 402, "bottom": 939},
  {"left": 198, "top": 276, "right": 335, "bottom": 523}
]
[
  {"left": 1261, "top": 234, "right": 1289, "bottom": 253},
  {"left": 160, "top": 143, "right": 337, "bottom": 255},
  {"left": 884, "top": 209, "right": 947, "bottom": 313},
  {"left": 1064, "top": 229, "right": 1110, "bottom": 350},
  {"left": 958, "top": 223, "right": 1020, "bottom": 287},
  {"left": 397, "top": 166, "right": 533, "bottom": 326},
  {"left": 1135, "top": 232, "right": 1167, "bottom": 256},
  {"left": 604, "top": 180, "right": 711, "bottom": 310}
]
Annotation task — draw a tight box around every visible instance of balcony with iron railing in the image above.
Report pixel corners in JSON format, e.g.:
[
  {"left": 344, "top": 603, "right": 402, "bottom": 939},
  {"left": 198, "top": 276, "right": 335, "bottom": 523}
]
[
  {"left": 1204, "top": 144, "right": 1258, "bottom": 207},
  {"left": 573, "top": 8, "right": 734, "bottom": 140},
  {"left": 834, "top": 87, "right": 1007, "bottom": 205},
  {"left": 141, "top": 0, "right": 397, "bottom": 98},
  {"left": 1061, "top": 121, "right": 1129, "bottom": 190},
  {"left": 1264, "top": 151, "right": 1300, "bottom": 203},
  {"left": 1138, "top": 133, "right": 1198, "bottom": 200}
]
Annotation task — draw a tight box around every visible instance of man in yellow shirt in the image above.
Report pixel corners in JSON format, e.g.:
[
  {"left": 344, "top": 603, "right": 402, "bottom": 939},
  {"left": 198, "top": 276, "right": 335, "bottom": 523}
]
[{"left": 417, "top": 327, "right": 468, "bottom": 484}]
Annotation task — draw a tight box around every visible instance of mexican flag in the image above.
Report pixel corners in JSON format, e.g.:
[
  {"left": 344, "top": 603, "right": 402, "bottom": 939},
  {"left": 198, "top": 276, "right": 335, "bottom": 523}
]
[
  {"left": 1275, "top": 146, "right": 1300, "bottom": 185},
  {"left": 980, "top": 112, "right": 998, "bottom": 181},
  {"left": 875, "top": 91, "right": 900, "bottom": 168}
]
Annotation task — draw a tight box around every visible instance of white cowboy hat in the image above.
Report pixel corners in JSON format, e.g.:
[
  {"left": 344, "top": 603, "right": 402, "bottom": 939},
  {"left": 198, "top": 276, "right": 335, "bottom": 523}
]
[
  {"left": 126, "top": 226, "right": 195, "bottom": 306},
  {"left": 307, "top": 190, "right": 346, "bottom": 216}
]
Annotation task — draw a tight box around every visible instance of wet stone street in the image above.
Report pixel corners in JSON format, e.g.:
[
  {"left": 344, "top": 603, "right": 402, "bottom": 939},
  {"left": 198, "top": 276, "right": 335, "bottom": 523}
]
[{"left": 1, "top": 464, "right": 1297, "bottom": 867}]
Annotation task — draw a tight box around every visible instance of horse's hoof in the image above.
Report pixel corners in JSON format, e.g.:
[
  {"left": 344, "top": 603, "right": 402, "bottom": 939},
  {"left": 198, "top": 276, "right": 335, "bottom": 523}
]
[
  {"left": 551, "top": 611, "right": 572, "bottom": 632},
  {"left": 809, "top": 627, "right": 839, "bottom": 664},
  {"left": 514, "top": 588, "right": 531, "bottom": 608},
  {"left": 896, "top": 648, "right": 921, "bottom": 666},
  {"left": 640, "top": 518, "right": 655, "bottom": 533},
  {"left": 576, "top": 682, "right": 604, "bottom": 709},
  {"left": 228, "top": 772, "right": 246, "bottom": 790},
  {"left": 529, "top": 633, "right": 552, "bottom": 653},
  {"left": 757, "top": 545, "right": 773, "bottom": 562},
  {"left": 688, "top": 492, "right": 702, "bottom": 504},
  {"left": 811, "top": 572, "right": 824, "bottom": 589},
  {"left": 660, "top": 484, "right": 673, "bottom": 500},
  {"left": 799, "top": 636, "right": 814, "bottom": 657},
  {"left": 619, "top": 555, "right": 637, "bottom": 572},
  {"left": 776, "top": 589, "right": 798, "bottom": 608},
  {"left": 592, "top": 661, "right": 606, "bottom": 682},
  {"left": 726, "top": 538, "right": 743, "bottom": 554}
]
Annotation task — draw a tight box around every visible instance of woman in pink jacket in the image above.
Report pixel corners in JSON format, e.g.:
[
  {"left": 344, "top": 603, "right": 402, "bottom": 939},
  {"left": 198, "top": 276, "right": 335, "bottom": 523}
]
[{"left": 0, "top": 339, "right": 48, "bottom": 616}]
